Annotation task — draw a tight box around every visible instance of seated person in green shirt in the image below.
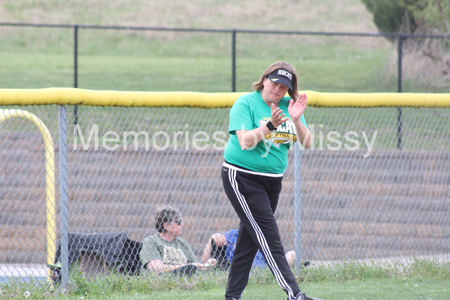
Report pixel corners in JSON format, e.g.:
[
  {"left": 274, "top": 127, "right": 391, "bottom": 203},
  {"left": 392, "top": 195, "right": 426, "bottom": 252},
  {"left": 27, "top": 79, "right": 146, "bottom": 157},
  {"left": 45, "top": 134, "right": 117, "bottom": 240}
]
[{"left": 140, "top": 205, "right": 215, "bottom": 276}]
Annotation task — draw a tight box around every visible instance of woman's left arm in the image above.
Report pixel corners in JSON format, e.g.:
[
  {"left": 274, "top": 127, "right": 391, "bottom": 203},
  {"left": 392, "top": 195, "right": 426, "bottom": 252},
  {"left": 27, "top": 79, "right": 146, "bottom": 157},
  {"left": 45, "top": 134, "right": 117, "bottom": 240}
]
[{"left": 288, "top": 94, "right": 312, "bottom": 149}]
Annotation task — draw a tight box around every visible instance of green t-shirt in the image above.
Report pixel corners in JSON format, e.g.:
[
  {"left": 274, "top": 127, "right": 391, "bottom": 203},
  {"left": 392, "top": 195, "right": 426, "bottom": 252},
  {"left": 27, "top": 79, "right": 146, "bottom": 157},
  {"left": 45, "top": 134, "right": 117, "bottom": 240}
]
[
  {"left": 140, "top": 233, "right": 198, "bottom": 268},
  {"left": 224, "top": 91, "right": 307, "bottom": 174}
]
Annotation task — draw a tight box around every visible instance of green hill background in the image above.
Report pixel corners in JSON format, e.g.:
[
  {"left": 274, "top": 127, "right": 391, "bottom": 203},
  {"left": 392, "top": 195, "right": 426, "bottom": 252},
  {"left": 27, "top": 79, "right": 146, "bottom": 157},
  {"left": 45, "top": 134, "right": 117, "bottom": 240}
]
[{"left": 1, "top": 0, "right": 377, "bottom": 32}]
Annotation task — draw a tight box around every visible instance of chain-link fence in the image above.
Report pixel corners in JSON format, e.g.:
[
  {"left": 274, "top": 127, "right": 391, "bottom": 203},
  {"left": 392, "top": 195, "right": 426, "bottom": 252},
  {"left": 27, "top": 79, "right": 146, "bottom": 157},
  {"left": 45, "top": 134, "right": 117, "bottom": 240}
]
[
  {"left": 0, "top": 22, "right": 449, "bottom": 288},
  {"left": 1, "top": 101, "right": 449, "bottom": 287}
]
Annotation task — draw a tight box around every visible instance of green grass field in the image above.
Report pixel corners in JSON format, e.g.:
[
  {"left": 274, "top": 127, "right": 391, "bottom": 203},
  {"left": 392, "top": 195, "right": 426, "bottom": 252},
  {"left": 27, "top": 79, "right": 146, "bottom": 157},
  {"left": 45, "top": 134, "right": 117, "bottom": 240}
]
[
  {"left": 45, "top": 278, "right": 449, "bottom": 300},
  {"left": 2, "top": 259, "right": 450, "bottom": 299},
  {"left": 0, "top": 22, "right": 448, "bottom": 93},
  {"left": 0, "top": 29, "right": 397, "bottom": 92}
]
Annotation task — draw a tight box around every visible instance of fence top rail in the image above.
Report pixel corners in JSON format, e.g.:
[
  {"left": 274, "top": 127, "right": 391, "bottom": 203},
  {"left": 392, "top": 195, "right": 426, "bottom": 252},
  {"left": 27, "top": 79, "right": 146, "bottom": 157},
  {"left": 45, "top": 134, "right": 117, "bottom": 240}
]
[
  {"left": 0, "top": 88, "right": 449, "bottom": 108},
  {"left": 0, "top": 22, "right": 447, "bottom": 39}
]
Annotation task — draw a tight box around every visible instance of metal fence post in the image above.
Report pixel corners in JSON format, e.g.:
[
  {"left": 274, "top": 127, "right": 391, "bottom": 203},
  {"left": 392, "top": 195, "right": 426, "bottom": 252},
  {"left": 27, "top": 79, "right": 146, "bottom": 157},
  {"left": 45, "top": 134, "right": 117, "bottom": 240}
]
[
  {"left": 73, "top": 25, "right": 79, "bottom": 128},
  {"left": 232, "top": 30, "right": 236, "bottom": 92},
  {"left": 58, "top": 105, "right": 69, "bottom": 289},
  {"left": 397, "top": 34, "right": 403, "bottom": 150},
  {"left": 294, "top": 142, "right": 303, "bottom": 273}
]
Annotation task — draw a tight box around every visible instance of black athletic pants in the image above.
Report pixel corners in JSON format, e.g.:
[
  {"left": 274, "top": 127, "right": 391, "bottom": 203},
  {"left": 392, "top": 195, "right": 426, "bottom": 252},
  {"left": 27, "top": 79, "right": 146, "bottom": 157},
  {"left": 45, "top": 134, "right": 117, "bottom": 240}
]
[{"left": 221, "top": 162, "right": 301, "bottom": 300}]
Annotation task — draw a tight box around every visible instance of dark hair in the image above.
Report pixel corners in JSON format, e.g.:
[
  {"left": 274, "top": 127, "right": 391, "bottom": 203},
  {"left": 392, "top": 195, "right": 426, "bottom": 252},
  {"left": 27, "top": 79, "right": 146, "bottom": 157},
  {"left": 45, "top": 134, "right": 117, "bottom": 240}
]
[
  {"left": 154, "top": 206, "right": 181, "bottom": 233},
  {"left": 252, "top": 61, "right": 300, "bottom": 100}
]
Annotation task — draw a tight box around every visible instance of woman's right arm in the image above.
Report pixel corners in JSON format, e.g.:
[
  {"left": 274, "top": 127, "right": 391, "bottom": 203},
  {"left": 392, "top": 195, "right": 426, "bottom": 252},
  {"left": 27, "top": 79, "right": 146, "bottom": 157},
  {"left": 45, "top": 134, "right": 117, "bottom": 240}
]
[
  {"left": 236, "top": 127, "right": 270, "bottom": 150},
  {"left": 236, "top": 104, "right": 288, "bottom": 150}
]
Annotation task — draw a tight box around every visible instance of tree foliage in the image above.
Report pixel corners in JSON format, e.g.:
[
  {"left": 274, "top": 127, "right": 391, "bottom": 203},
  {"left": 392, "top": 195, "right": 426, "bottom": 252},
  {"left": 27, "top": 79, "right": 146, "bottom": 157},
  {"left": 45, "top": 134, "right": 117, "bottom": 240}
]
[
  {"left": 361, "top": 0, "right": 416, "bottom": 33},
  {"left": 413, "top": 0, "right": 450, "bottom": 33},
  {"left": 362, "top": 0, "right": 450, "bottom": 91},
  {"left": 361, "top": 0, "right": 449, "bottom": 34}
]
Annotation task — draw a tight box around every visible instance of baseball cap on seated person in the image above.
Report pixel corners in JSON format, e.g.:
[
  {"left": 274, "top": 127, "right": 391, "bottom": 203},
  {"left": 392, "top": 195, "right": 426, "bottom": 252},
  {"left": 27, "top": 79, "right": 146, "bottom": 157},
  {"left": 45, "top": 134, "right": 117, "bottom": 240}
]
[{"left": 268, "top": 69, "right": 294, "bottom": 90}]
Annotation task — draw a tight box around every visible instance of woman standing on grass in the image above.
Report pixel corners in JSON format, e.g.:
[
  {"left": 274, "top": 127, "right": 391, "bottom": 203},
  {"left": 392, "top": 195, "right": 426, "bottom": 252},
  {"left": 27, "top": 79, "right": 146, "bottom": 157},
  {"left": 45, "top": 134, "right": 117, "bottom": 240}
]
[{"left": 221, "top": 61, "right": 319, "bottom": 300}]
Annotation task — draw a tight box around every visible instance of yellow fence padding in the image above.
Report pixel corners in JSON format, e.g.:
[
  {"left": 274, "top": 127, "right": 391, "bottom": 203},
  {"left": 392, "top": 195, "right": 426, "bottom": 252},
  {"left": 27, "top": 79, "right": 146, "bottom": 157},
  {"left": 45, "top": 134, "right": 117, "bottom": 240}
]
[
  {"left": 0, "top": 88, "right": 245, "bottom": 108},
  {"left": 0, "top": 88, "right": 449, "bottom": 108},
  {"left": 306, "top": 91, "right": 450, "bottom": 108}
]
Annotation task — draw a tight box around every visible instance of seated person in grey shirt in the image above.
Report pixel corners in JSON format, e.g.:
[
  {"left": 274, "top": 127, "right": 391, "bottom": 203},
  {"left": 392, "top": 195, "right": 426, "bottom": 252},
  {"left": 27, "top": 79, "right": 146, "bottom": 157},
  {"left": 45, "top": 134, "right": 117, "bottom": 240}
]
[{"left": 140, "top": 205, "right": 216, "bottom": 276}]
